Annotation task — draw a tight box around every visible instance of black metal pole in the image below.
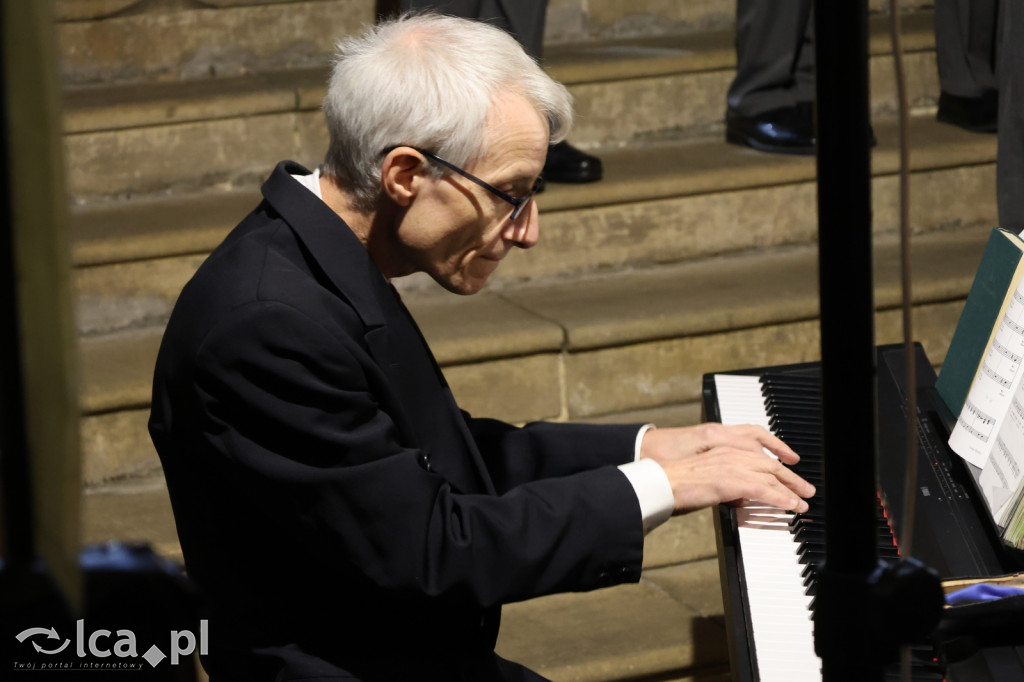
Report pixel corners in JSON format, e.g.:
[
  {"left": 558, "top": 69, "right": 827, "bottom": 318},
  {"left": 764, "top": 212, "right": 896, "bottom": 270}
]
[{"left": 813, "top": 1, "right": 882, "bottom": 680}]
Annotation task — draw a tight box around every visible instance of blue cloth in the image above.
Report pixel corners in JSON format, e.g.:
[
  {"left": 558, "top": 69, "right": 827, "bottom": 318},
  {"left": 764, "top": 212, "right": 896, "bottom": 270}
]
[{"left": 945, "top": 583, "right": 1024, "bottom": 605}]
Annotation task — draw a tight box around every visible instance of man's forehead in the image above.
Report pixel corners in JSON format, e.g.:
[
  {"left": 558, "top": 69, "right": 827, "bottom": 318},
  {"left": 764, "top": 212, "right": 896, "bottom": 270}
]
[
  {"left": 486, "top": 92, "right": 547, "bottom": 131},
  {"left": 479, "top": 93, "right": 550, "bottom": 165}
]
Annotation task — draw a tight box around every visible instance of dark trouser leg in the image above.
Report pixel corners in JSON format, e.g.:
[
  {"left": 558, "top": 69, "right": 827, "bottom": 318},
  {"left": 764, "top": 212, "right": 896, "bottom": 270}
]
[
  {"left": 727, "top": 0, "right": 815, "bottom": 117},
  {"left": 935, "top": 0, "right": 999, "bottom": 98},
  {"left": 998, "top": 0, "right": 1024, "bottom": 231},
  {"left": 935, "top": 0, "right": 999, "bottom": 132}
]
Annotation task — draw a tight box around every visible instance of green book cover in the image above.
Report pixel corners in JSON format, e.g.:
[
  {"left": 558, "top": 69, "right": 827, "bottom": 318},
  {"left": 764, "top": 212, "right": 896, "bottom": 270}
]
[{"left": 935, "top": 227, "right": 1024, "bottom": 415}]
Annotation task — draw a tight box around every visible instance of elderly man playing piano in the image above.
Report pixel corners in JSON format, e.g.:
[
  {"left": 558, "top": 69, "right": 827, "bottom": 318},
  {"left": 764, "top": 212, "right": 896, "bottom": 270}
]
[{"left": 148, "top": 13, "right": 815, "bottom": 682}]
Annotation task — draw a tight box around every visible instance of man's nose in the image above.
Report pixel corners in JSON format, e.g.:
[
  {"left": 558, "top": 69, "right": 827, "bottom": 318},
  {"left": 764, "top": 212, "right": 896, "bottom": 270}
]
[{"left": 504, "top": 200, "right": 539, "bottom": 249}]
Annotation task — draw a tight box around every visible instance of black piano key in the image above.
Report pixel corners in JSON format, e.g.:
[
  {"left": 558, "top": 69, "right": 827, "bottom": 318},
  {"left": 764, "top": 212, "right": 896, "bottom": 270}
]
[
  {"left": 769, "top": 398, "right": 820, "bottom": 412},
  {"left": 763, "top": 380, "right": 821, "bottom": 393},
  {"left": 798, "top": 547, "right": 824, "bottom": 564},
  {"left": 795, "top": 526, "right": 895, "bottom": 545},
  {"left": 761, "top": 380, "right": 822, "bottom": 396},
  {"left": 765, "top": 395, "right": 822, "bottom": 409},
  {"left": 766, "top": 393, "right": 822, "bottom": 406},
  {"left": 769, "top": 411, "right": 821, "bottom": 425}
]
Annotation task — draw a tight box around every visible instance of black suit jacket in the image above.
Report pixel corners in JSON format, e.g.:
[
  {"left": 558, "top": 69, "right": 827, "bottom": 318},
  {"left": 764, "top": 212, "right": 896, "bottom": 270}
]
[{"left": 149, "top": 161, "right": 645, "bottom": 681}]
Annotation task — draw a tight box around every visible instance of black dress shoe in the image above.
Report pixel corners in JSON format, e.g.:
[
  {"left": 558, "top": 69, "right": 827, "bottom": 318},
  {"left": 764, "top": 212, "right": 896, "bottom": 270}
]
[
  {"left": 543, "top": 141, "right": 603, "bottom": 183},
  {"left": 937, "top": 90, "right": 997, "bottom": 133},
  {"left": 726, "top": 105, "right": 816, "bottom": 155}
]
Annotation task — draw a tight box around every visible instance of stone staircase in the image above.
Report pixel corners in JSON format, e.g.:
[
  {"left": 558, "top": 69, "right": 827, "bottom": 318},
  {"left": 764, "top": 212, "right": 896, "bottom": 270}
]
[{"left": 62, "top": 1, "right": 996, "bottom": 680}]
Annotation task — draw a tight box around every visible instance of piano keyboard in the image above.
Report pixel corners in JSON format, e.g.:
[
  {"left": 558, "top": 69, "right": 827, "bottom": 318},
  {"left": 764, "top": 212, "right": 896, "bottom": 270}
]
[
  {"left": 715, "top": 372, "right": 916, "bottom": 681},
  {"left": 710, "top": 346, "right": 1024, "bottom": 681},
  {"left": 714, "top": 373, "right": 822, "bottom": 681}
]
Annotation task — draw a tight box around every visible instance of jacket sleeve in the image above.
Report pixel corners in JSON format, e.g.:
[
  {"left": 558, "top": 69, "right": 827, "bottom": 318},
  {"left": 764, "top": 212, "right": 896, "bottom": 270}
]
[
  {"left": 464, "top": 415, "right": 643, "bottom": 494},
  {"left": 186, "top": 300, "right": 644, "bottom": 608}
]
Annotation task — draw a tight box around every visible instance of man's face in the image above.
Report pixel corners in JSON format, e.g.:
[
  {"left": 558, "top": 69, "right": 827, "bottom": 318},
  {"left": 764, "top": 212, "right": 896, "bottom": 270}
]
[{"left": 396, "top": 93, "right": 548, "bottom": 295}]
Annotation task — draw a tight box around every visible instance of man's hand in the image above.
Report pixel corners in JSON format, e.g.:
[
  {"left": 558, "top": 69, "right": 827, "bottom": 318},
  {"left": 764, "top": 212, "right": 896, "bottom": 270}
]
[{"left": 640, "top": 423, "right": 816, "bottom": 515}]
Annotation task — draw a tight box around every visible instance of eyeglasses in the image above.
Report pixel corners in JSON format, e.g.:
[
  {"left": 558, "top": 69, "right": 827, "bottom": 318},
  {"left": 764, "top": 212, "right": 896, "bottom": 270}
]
[{"left": 386, "top": 146, "right": 542, "bottom": 221}]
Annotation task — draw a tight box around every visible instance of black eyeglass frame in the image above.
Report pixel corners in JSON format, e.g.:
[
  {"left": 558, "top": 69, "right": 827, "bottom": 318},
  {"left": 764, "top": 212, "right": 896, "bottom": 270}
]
[{"left": 383, "top": 146, "right": 542, "bottom": 221}]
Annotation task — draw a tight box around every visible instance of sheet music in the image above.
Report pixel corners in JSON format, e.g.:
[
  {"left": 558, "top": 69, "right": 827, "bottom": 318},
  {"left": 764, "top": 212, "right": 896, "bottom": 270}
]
[
  {"left": 978, "top": 389, "right": 1024, "bottom": 526},
  {"left": 949, "top": 282, "right": 1024, "bottom": 468}
]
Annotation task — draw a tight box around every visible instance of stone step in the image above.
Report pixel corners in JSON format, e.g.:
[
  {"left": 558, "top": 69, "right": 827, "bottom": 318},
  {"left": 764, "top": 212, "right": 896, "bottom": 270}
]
[
  {"left": 55, "top": 0, "right": 932, "bottom": 87},
  {"left": 56, "top": 0, "right": 375, "bottom": 87},
  {"left": 495, "top": 559, "right": 730, "bottom": 681},
  {"left": 77, "top": 224, "right": 990, "bottom": 484},
  {"left": 61, "top": 10, "right": 939, "bottom": 201},
  {"left": 72, "top": 114, "right": 997, "bottom": 338}
]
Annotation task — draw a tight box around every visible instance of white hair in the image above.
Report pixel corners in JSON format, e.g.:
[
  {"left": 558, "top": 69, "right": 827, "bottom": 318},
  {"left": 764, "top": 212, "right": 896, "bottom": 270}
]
[{"left": 321, "top": 12, "right": 574, "bottom": 212}]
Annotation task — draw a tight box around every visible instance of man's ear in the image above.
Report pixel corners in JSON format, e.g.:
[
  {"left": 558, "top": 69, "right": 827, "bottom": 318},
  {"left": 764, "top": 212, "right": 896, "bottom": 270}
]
[{"left": 380, "top": 147, "right": 426, "bottom": 207}]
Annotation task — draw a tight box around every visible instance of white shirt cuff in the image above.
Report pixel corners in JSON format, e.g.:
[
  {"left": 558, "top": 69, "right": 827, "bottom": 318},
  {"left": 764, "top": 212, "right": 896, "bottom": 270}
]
[
  {"left": 634, "top": 423, "right": 656, "bottom": 461},
  {"left": 618, "top": 458, "right": 674, "bottom": 534}
]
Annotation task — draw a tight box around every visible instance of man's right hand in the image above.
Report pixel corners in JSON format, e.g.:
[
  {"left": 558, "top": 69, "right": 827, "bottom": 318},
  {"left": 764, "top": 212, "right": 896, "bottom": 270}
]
[{"left": 639, "top": 423, "right": 815, "bottom": 515}]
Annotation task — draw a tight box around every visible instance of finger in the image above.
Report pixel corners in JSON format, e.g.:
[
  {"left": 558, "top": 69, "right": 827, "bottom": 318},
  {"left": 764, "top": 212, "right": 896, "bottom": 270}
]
[
  {"left": 710, "top": 424, "right": 800, "bottom": 464},
  {"left": 768, "top": 461, "right": 816, "bottom": 499},
  {"left": 759, "top": 433, "right": 799, "bottom": 464},
  {"left": 761, "top": 487, "right": 810, "bottom": 513},
  {"left": 746, "top": 470, "right": 813, "bottom": 513},
  {"left": 730, "top": 452, "right": 816, "bottom": 506},
  {"left": 738, "top": 424, "right": 800, "bottom": 463}
]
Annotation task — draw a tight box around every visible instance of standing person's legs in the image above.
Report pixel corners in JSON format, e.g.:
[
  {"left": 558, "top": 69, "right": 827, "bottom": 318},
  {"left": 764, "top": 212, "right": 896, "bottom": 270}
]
[
  {"left": 725, "top": 0, "right": 815, "bottom": 154},
  {"left": 727, "top": 0, "right": 814, "bottom": 115},
  {"left": 935, "top": 0, "right": 999, "bottom": 132}
]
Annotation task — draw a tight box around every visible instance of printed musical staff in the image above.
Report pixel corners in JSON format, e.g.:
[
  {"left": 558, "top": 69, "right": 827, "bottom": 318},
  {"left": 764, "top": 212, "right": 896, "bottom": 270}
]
[
  {"left": 983, "top": 362, "right": 1013, "bottom": 388},
  {"left": 1005, "top": 312, "right": 1024, "bottom": 336},
  {"left": 988, "top": 443, "right": 1012, "bottom": 490},
  {"left": 995, "top": 435, "right": 1022, "bottom": 480},
  {"left": 1012, "top": 396, "right": 1024, "bottom": 422},
  {"left": 957, "top": 398, "right": 996, "bottom": 443},
  {"left": 993, "top": 339, "right": 1023, "bottom": 364}
]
